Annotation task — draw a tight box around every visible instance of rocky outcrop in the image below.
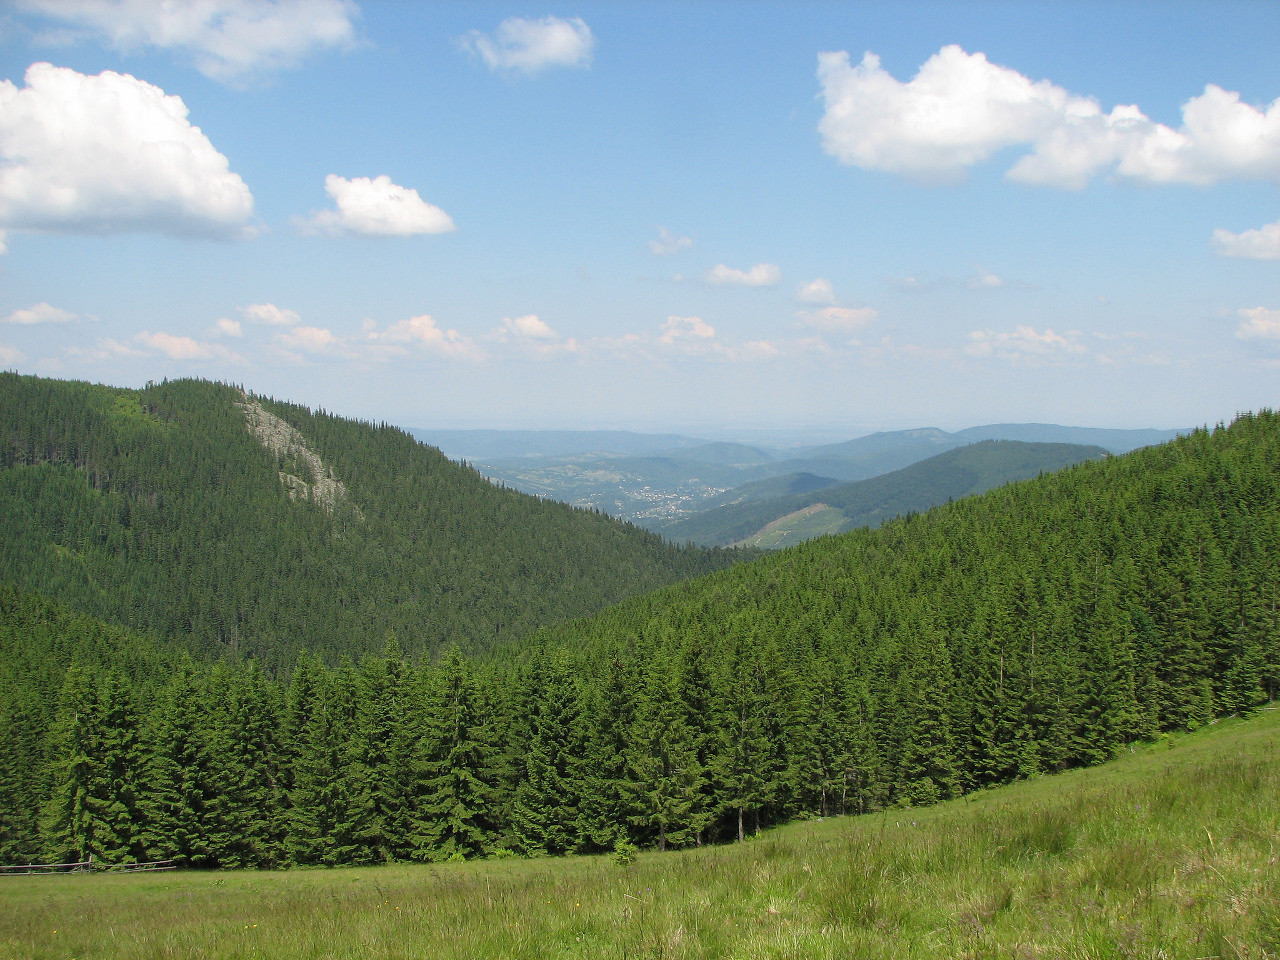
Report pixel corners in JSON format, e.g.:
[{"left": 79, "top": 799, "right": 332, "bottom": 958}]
[{"left": 237, "top": 395, "right": 355, "bottom": 515}]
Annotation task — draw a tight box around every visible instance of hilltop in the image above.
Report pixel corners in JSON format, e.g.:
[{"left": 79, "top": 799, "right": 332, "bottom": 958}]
[{"left": 0, "top": 373, "right": 738, "bottom": 667}]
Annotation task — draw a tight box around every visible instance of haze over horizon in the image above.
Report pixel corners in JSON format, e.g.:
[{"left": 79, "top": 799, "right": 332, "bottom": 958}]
[{"left": 1, "top": 1, "right": 1276, "bottom": 437}]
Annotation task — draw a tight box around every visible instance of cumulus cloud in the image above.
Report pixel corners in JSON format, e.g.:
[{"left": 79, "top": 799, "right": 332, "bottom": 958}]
[
  {"left": 0, "top": 340, "right": 24, "bottom": 364},
  {"left": 278, "top": 325, "right": 339, "bottom": 354},
  {"left": 1213, "top": 220, "right": 1280, "bottom": 260},
  {"left": 499, "top": 314, "right": 556, "bottom": 340},
  {"left": 211, "top": 317, "right": 242, "bottom": 337},
  {"left": 16, "top": 0, "right": 360, "bottom": 84},
  {"left": 3, "top": 301, "right": 79, "bottom": 324},
  {"left": 796, "top": 278, "right": 836, "bottom": 304},
  {"left": 489, "top": 313, "right": 579, "bottom": 357},
  {"left": 659, "top": 315, "right": 715, "bottom": 344},
  {"left": 0, "top": 63, "right": 254, "bottom": 242},
  {"left": 817, "top": 44, "right": 1280, "bottom": 187},
  {"left": 706, "top": 263, "right": 781, "bottom": 287},
  {"left": 365, "top": 314, "right": 480, "bottom": 359},
  {"left": 650, "top": 226, "right": 692, "bottom": 256},
  {"left": 304, "top": 175, "right": 455, "bottom": 237},
  {"left": 241, "top": 303, "right": 300, "bottom": 326},
  {"left": 965, "top": 324, "right": 1086, "bottom": 360},
  {"left": 798, "top": 305, "right": 878, "bottom": 332},
  {"left": 1237, "top": 307, "right": 1280, "bottom": 340},
  {"left": 461, "top": 16, "right": 594, "bottom": 74},
  {"left": 135, "top": 329, "right": 236, "bottom": 361}
]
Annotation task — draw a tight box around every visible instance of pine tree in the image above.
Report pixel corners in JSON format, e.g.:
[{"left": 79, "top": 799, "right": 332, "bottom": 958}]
[
  {"left": 411, "top": 648, "right": 498, "bottom": 861},
  {"left": 41, "top": 669, "right": 147, "bottom": 864}
]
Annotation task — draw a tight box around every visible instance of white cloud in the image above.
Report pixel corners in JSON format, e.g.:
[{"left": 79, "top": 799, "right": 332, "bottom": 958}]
[
  {"left": 965, "top": 324, "right": 1086, "bottom": 360},
  {"left": 3, "top": 301, "right": 79, "bottom": 324},
  {"left": 366, "top": 314, "right": 481, "bottom": 359},
  {"left": 650, "top": 226, "right": 692, "bottom": 256},
  {"left": 461, "top": 16, "right": 594, "bottom": 74},
  {"left": 17, "top": 0, "right": 360, "bottom": 84},
  {"left": 69, "top": 337, "right": 145, "bottom": 362},
  {"left": 817, "top": 45, "right": 1280, "bottom": 187},
  {"left": 1237, "top": 307, "right": 1280, "bottom": 340},
  {"left": 499, "top": 314, "right": 556, "bottom": 340},
  {"left": 135, "top": 329, "right": 237, "bottom": 361},
  {"left": 796, "top": 278, "right": 836, "bottom": 304},
  {"left": 304, "top": 175, "right": 455, "bottom": 237},
  {"left": 659, "top": 315, "right": 715, "bottom": 344},
  {"left": 967, "top": 268, "right": 1005, "bottom": 289},
  {"left": 798, "top": 305, "right": 878, "bottom": 332},
  {"left": 241, "top": 303, "right": 300, "bottom": 326},
  {"left": 0, "top": 341, "right": 24, "bottom": 364},
  {"left": 211, "top": 317, "right": 242, "bottom": 337},
  {"left": 278, "top": 325, "right": 339, "bottom": 354},
  {"left": 1213, "top": 220, "right": 1280, "bottom": 260},
  {"left": 706, "top": 262, "right": 781, "bottom": 287},
  {"left": 0, "top": 63, "right": 254, "bottom": 242}
]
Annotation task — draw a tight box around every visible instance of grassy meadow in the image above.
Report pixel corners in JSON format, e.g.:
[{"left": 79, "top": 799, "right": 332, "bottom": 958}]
[{"left": 4, "top": 709, "right": 1278, "bottom": 960}]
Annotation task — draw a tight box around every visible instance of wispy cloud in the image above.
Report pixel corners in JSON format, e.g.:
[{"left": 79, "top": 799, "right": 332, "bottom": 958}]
[
  {"left": 1213, "top": 220, "right": 1280, "bottom": 260},
  {"left": 1237, "top": 306, "right": 1280, "bottom": 340},
  {"left": 706, "top": 263, "right": 781, "bottom": 287},
  {"left": 966, "top": 325, "right": 1086, "bottom": 361},
  {"left": 797, "top": 305, "right": 878, "bottom": 332},
  {"left": 3, "top": 302, "right": 80, "bottom": 325},
  {"left": 16, "top": 0, "right": 360, "bottom": 84},
  {"left": 364, "top": 314, "right": 482, "bottom": 360},
  {"left": 796, "top": 278, "right": 836, "bottom": 305},
  {"left": 461, "top": 16, "right": 594, "bottom": 74},
  {"left": 135, "top": 330, "right": 241, "bottom": 362},
  {"left": 650, "top": 227, "right": 692, "bottom": 256},
  {"left": 241, "top": 303, "right": 301, "bottom": 327}
]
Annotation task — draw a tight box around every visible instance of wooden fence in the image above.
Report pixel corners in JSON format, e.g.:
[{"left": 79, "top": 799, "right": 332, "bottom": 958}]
[{"left": 0, "top": 856, "right": 176, "bottom": 876}]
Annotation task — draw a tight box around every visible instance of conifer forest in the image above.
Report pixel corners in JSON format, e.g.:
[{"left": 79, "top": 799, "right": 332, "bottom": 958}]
[{"left": 1, "top": 373, "right": 1277, "bottom": 868}]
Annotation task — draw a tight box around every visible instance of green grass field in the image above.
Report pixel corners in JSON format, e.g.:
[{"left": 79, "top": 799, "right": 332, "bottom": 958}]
[{"left": 5, "top": 709, "right": 1278, "bottom": 959}]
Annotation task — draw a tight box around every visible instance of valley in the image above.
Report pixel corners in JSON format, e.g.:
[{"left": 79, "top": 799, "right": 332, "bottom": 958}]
[{"left": 417, "top": 424, "right": 1182, "bottom": 541}]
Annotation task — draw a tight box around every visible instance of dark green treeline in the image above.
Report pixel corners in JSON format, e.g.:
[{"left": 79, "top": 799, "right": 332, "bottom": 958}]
[
  {"left": 2, "top": 411, "right": 1277, "bottom": 867},
  {"left": 0, "top": 373, "right": 735, "bottom": 668}
]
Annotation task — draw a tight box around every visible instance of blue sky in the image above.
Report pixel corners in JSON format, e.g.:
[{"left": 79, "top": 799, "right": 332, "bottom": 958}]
[{"left": 1, "top": 1, "right": 1277, "bottom": 439}]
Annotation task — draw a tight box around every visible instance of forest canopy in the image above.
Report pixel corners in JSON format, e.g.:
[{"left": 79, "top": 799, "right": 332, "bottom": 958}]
[{"left": 1, "top": 390, "right": 1276, "bottom": 867}]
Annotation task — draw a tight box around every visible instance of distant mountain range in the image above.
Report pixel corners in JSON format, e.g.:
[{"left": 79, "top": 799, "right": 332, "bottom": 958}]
[
  {"left": 412, "top": 423, "right": 1185, "bottom": 533},
  {"left": 663, "top": 440, "right": 1109, "bottom": 548}
]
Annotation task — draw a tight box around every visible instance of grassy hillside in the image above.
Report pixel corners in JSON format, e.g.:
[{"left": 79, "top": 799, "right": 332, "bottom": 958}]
[
  {"left": 667, "top": 440, "right": 1107, "bottom": 547},
  {"left": 4, "top": 708, "right": 1276, "bottom": 959},
  {"left": 0, "top": 373, "right": 737, "bottom": 666}
]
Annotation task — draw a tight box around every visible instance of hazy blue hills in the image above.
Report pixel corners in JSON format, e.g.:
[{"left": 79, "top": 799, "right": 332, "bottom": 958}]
[
  {"left": 657, "top": 440, "right": 1109, "bottom": 548},
  {"left": 420, "top": 423, "right": 1184, "bottom": 528},
  {"left": 408, "top": 428, "right": 708, "bottom": 461}
]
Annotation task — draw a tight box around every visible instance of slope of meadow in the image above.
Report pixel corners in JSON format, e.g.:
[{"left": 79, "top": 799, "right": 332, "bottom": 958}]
[{"left": 3, "top": 709, "right": 1276, "bottom": 960}]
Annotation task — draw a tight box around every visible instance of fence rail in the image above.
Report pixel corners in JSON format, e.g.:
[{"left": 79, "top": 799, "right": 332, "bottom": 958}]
[{"left": 0, "top": 857, "right": 176, "bottom": 876}]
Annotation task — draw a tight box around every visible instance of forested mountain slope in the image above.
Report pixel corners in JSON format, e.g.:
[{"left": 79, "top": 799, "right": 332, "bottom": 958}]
[
  {"left": 665, "top": 439, "right": 1107, "bottom": 547},
  {"left": 0, "top": 374, "right": 736, "bottom": 667},
  {"left": 1, "top": 411, "right": 1274, "bottom": 869}
]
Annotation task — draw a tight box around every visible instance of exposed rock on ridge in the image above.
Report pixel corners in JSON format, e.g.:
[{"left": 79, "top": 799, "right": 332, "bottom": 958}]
[{"left": 237, "top": 394, "right": 353, "bottom": 515}]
